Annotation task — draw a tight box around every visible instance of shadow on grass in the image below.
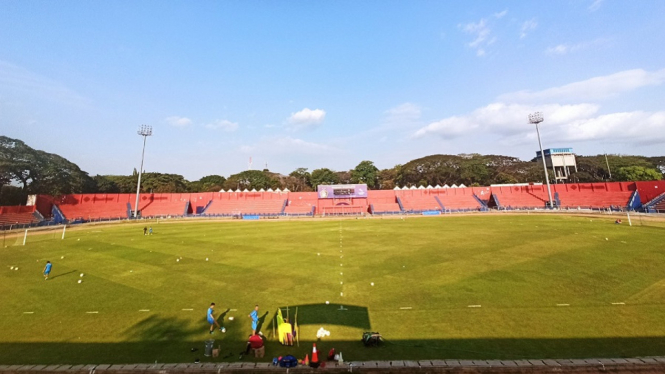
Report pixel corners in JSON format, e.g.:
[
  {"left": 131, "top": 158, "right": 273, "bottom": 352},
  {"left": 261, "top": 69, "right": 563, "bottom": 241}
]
[
  {"left": 3, "top": 305, "right": 665, "bottom": 365},
  {"left": 265, "top": 303, "right": 371, "bottom": 335},
  {"left": 49, "top": 270, "right": 77, "bottom": 280},
  {"left": 3, "top": 337, "right": 665, "bottom": 365}
]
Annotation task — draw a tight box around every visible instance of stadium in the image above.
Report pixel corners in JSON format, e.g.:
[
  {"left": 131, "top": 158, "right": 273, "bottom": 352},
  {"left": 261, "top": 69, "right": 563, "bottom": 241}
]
[
  {"left": 2, "top": 175, "right": 665, "bottom": 371},
  {"left": 3, "top": 1, "right": 665, "bottom": 373}
]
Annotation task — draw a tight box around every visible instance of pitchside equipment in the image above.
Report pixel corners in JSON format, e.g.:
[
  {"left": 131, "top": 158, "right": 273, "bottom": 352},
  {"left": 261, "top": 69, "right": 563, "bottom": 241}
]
[{"left": 362, "top": 332, "right": 383, "bottom": 346}]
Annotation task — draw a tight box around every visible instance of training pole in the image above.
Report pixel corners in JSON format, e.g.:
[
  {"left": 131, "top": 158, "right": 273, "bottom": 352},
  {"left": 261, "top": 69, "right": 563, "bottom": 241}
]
[
  {"left": 62, "top": 225, "right": 67, "bottom": 239},
  {"left": 23, "top": 229, "right": 28, "bottom": 246},
  {"left": 627, "top": 211, "right": 632, "bottom": 227}
]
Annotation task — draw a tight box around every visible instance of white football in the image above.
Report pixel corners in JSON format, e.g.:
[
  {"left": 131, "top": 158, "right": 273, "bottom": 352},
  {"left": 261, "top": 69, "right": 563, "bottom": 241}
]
[
  {"left": 78, "top": 280, "right": 82, "bottom": 284},
  {"left": 80, "top": 273, "right": 84, "bottom": 277}
]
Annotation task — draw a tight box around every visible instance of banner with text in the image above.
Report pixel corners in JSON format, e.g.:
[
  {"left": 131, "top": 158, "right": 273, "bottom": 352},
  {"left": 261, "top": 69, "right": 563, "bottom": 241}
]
[{"left": 317, "top": 184, "right": 368, "bottom": 199}]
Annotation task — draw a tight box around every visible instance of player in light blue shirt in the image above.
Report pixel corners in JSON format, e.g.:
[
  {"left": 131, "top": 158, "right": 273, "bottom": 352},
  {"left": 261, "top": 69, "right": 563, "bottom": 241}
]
[
  {"left": 207, "top": 302, "right": 224, "bottom": 334},
  {"left": 248, "top": 305, "right": 259, "bottom": 335},
  {"left": 43, "top": 261, "right": 52, "bottom": 280}
]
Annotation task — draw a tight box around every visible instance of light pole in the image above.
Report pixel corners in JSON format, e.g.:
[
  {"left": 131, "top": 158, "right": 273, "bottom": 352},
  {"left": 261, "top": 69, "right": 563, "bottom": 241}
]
[
  {"left": 529, "top": 112, "right": 554, "bottom": 208},
  {"left": 134, "top": 125, "right": 153, "bottom": 218}
]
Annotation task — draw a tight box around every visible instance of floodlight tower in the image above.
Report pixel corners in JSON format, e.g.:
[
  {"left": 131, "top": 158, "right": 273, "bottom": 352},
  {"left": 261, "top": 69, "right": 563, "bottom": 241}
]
[
  {"left": 134, "top": 125, "right": 153, "bottom": 218},
  {"left": 529, "top": 112, "right": 554, "bottom": 208}
]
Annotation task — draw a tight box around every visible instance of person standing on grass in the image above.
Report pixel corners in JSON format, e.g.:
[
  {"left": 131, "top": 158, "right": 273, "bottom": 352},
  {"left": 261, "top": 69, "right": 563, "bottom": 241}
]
[
  {"left": 249, "top": 305, "right": 259, "bottom": 335},
  {"left": 43, "top": 261, "right": 52, "bottom": 280},
  {"left": 149, "top": 227, "right": 153, "bottom": 235},
  {"left": 207, "top": 302, "right": 225, "bottom": 334},
  {"left": 143, "top": 226, "right": 147, "bottom": 235}
]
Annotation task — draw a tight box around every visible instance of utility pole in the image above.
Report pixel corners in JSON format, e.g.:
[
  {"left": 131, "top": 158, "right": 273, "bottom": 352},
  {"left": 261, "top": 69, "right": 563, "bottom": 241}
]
[
  {"left": 134, "top": 125, "right": 153, "bottom": 218},
  {"left": 529, "top": 112, "right": 554, "bottom": 208}
]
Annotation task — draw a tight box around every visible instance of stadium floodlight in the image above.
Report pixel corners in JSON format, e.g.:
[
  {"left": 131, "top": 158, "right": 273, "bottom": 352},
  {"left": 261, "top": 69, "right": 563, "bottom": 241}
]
[
  {"left": 134, "top": 125, "right": 153, "bottom": 218},
  {"left": 529, "top": 112, "right": 554, "bottom": 208}
]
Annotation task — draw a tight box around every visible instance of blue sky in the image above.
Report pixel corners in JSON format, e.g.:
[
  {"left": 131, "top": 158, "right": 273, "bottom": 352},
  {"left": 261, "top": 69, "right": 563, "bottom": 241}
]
[{"left": 1, "top": 0, "right": 664, "bottom": 180}]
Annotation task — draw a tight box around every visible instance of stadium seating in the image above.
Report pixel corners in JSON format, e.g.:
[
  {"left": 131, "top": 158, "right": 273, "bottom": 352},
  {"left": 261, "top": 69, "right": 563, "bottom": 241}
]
[
  {"left": 396, "top": 191, "right": 442, "bottom": 212},
  {"left": 205, "top": 192, "right": 286, "bottom": 216},
  {"left": 434, "top": 188, "right": 485, "bottom": 211},
  {"left": 489, "top": 186, "right": 548, "bottom": 209},
  {"left": 653, "top": 198, "right": 665, "bottom": 212},
  {"left": 13, "top": 181, "right": 658, "bottom": 225},
  {"left": 0, "top": 206, "right": 41, "bottom": 227},
  {"left": 368, "top": 190, "right": 402, "bottom": 214},
  {"left": 138, "top": 193, "right": 190, "bottom": 217},
  {"left": 56, "top": 194, "right": 132, "bottom": 220},
  {"left": 284, "top": 192, "right": 318, "bottom": 215},
  {"left": 552, "top": 183, "right": 633, "bottom": 209},
  {"left": 318, "top": 197, "right": 368, "bottom": 215}
]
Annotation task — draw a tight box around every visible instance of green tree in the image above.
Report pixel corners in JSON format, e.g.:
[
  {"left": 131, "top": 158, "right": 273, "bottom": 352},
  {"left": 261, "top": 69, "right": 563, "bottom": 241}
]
[
  {"left": 141, "top": 173, "right": 188, "bottom": 193},
  {"left": 0, "top": 136, "right": 94, "bottom": 195},
  {"left": 310, "top": 168, "right": 340, "bottom": 189},
  {"left": 288, "top": 168, "right": 312, "bottom": 191},
  {"left": 615, "top": 166, "right": 663, "bottom": 181},
  {"left": 193, "top": 175, "right": 226, "bottom": 192},
  {"left": 223, "top": 170, "right": 280, "bottom": 191},
  {"left": 0, "top": 185, "right": 27, "bottom": 205},
  {"left": 350, "top": 160, "right": 379, "bottom": 188},
  {"left": 92, "top": 175, "right": 120, "bottom": 193}
]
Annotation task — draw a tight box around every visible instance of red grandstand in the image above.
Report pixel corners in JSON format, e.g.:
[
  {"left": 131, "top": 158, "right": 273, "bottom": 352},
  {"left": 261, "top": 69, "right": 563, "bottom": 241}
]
[{"left": 0, "top": 180, "right": 660, "bottom": 228}]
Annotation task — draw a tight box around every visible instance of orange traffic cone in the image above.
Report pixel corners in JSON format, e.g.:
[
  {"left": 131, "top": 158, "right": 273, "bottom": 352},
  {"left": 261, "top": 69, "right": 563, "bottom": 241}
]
[
  {"left": 311, "top": 343, "right": 319, "bottom": 364},
  {"left": 304, "top": 354, "right": 309, "bottom": 366}
]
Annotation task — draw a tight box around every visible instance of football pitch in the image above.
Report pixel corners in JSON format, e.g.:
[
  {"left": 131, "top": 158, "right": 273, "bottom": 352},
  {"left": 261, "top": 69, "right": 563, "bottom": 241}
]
[{"left": 1, "top": 214, "right": 665, "bottom": 364}]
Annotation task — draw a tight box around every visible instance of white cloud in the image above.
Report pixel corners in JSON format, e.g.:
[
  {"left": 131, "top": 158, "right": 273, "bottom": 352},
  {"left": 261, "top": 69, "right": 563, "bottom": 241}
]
[
  {"left": 494, "top": 10, "right": 508, "bottom": 19},
  {"left": 287, "top": 108, "right": 326, "bottom": 130},
  {"left": 545, "top": 39, "right": 607, "bottom": 55},
  {"left": 385, "top": 103, "right": 422, "bottom": 124},
  {"left": 460, "top": 19, "right": 491, "bottom": 57},
  {"left": 165, "top": 116, "right": 193, "bottom": 127},
  {"left": 415, "top": 67, "right": 665, "bottom": 148},
  {"left": 499, "top": 68, "right": 665, "bottom": 103},
  {"left": 414, "top": 103, "right": 599, "bottom": 139},
  {"left": 520, "top": 19, "right": 537, "bottom": 39},
  {"left": 240, "top": 136, "right": 339, "bottom": 155},
  {"left": 589, "top": 0, "right": 604, "bottom": 11},
  {"left": 553, "top": 111, "right": 665, "bottom": 144},
  {"left": 206, "top": 119, "right": 238, "bottom": 132}
]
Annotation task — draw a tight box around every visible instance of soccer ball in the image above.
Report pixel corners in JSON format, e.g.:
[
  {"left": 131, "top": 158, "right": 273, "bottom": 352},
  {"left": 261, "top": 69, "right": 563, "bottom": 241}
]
[
  {"left": 77, "top": 280, "right": 82, "bottom": 284},
  {"left": 325, "top": 301, "right": 329, "bottom": 304},
  {"left": 371, "top": 282, "right": 374, "bottom": 286},
  {"left": 221, "top": 327, "right": 226, "bottom": 333},
  {"left": 80, "top": 273, "right": 84, "bottom": 277}
]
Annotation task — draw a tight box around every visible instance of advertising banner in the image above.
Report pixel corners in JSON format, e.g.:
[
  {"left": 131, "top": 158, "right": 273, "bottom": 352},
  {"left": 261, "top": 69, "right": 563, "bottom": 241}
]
[{"left": 317, "top": 184, "right": 368, "bottom": 199}]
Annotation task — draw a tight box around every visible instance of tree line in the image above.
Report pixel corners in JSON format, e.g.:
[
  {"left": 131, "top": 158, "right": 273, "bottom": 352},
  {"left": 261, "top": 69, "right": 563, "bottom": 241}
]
[{"left": 1, "top": 135, "right": 662, "bottom": 205}]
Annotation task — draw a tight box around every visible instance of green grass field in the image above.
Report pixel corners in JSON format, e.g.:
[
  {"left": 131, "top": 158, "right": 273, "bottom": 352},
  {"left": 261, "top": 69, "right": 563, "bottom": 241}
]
[{"left": 1, "top": 214, "right": 665, "bottom": 364}]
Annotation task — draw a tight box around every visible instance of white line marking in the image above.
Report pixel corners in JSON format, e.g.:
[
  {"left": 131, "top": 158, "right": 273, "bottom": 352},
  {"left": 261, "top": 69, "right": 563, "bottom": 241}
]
[
  {"left": 139, "top": 309, "right": 150, "bottom": 312},
  {"left": 556, "top": 304, "right": 570, "bottom": 307},
  {"left": 467, "top": 305, "right": 481, "bottom": 308},
  {"left": 230, "top": 309, "right": 237, "bottom": 311},
  {"left": 399, "top": 307, "right": 412, "bottom": 310},
  {"left": 182, "top": 308, "right": 194, "bottom": 311},
  {"left": 86, "top": 311, "right": 99, "bottom": 314},
  {"left": 611, "top": 302, "right": 625, "bottom": 305},
  {"left": 23, "top": 312, "right": 34, "bottom": 314}
]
